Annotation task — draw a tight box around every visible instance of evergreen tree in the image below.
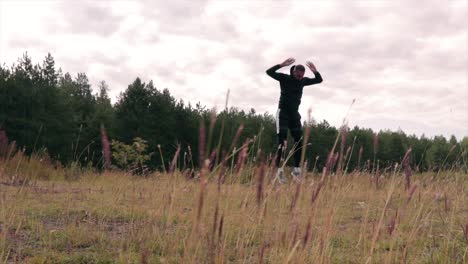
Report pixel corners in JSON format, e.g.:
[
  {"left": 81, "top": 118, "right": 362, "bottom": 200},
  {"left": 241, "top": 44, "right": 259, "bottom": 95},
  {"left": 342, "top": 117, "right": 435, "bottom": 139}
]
[{"left": 0, "top": 52, "right": 464, "bottom": 172}]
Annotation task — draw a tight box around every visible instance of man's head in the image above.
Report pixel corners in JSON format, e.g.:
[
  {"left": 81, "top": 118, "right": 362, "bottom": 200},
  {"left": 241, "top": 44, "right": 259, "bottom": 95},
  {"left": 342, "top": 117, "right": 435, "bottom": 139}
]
[{"left": 291, "top": 65, "right": 305, "bottom": 80}]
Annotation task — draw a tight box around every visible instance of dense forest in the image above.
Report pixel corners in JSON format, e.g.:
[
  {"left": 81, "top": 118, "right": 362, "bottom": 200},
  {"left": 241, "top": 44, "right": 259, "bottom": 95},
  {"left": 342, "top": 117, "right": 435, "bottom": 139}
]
[{"left": 1, "top": 53, "right": 466, "bottom": 173}]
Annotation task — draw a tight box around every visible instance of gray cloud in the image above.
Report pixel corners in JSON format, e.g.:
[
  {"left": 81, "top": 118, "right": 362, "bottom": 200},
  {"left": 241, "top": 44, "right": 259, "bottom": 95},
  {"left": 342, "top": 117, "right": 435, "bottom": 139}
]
[
  {"left": 137, "top": 0, "right": 241, "bottom": 43},
  {"left": 2, "top": 0, "right": 467, "bottom": 139},
  {"left": 48, "top": 1, "right": 124, "bottom": 36}
]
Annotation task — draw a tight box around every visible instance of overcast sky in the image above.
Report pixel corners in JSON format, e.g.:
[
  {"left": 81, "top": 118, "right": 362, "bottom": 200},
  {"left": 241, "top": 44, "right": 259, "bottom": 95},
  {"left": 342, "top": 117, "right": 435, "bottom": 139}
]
[{"left": 1, "top": 0, "right": 467, "bottom": 139}]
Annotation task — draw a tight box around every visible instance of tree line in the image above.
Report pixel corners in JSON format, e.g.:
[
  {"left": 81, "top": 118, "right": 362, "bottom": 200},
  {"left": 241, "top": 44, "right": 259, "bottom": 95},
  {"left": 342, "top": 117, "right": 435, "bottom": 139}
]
[{"left": 1, "top": 53, "right": 466, "bottom": 173}]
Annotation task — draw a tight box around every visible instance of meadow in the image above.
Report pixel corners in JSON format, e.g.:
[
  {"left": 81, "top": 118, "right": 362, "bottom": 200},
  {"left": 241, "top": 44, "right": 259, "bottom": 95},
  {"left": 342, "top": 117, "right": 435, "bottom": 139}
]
[{"left": 0, "top": 150, "right": 466, "bottom": 264}]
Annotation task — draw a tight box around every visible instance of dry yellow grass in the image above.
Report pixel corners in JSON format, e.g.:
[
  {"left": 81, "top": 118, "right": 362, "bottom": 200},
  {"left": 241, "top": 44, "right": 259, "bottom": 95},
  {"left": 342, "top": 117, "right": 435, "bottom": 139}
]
[{"left": 0, "top": 161, "right": 467, "bottom": 264}]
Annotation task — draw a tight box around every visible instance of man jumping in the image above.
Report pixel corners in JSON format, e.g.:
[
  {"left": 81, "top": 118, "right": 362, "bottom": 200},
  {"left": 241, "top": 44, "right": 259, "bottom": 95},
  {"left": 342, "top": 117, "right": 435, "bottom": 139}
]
[{"left": 266, "top": 58, "right": 323, "bottom": 183}]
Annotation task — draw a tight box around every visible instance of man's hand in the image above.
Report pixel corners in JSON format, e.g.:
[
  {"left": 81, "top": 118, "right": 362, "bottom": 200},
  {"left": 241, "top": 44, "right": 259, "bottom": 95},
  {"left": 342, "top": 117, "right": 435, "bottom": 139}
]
[
  {"left": 280, "top": 57, "right": 295, "bottom": 67},
  {"left": 306, "top": 61, "right": 318, "bottom": 73}
]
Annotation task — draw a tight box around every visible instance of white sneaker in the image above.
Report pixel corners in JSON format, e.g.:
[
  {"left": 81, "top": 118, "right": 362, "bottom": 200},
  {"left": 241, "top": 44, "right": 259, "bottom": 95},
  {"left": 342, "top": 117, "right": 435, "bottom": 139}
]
[
  {"left": 291, "top": 167, "right": 302, "bottom": 182},
  {"left": 276, "top": 168, "right": 287, "bottom": 184}
]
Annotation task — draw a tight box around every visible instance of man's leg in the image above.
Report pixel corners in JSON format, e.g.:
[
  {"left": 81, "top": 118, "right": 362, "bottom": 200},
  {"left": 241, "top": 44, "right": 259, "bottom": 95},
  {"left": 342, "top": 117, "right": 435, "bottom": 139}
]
[
  {"left": 290, "top": 128, "right": 303, "bottom": 168},
  {"left": 276, "top": 128, "right": 288, "bottom": 167},
  {"left": 275, "top": 109, "right": 288, "bottom": 183},
  {"left": 290, "top": 112, "right": 303, "bottom": 178},
  {"left": 275, "top": 109, "right": 288, "bottom": 167}
]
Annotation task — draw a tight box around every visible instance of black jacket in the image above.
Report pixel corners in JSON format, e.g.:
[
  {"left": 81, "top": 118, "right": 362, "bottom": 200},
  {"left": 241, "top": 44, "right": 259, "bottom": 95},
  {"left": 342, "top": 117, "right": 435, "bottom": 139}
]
[{"left": 266, "top": 64, "right": 323, "bottom": 113}]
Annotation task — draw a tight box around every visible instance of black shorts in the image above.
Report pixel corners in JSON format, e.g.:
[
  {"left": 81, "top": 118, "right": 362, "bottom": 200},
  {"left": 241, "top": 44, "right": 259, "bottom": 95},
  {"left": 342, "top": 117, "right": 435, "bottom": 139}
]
[{"left": 275, "top": 109, "right": 301, "bottom": 134}]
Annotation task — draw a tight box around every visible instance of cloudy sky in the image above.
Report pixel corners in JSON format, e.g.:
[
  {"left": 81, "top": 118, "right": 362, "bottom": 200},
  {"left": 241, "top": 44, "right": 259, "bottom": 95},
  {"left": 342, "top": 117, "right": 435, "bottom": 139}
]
[{"left": 1, "top": 0, "right": 467, "bottom": 139}]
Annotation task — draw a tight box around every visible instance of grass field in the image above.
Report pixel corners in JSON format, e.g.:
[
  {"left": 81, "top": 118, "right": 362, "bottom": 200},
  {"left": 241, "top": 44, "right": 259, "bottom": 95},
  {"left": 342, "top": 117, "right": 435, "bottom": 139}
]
[{"left": 0, "top": 155, "right": 467, "bottom": 263}]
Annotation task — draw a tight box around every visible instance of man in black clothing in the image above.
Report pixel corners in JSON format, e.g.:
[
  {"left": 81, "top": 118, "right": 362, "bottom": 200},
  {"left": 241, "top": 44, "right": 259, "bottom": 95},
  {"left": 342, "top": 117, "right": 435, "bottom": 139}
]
[{"left": 266, "top": 57, "right": 323, "bottom": 183}]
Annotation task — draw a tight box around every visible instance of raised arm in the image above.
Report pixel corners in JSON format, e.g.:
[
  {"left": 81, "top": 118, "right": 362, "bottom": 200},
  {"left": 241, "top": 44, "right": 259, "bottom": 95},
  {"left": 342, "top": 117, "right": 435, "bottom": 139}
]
[
  {"left": 266, "top": 57, "right": 295, "bottom": 81},
  {"left": 303, "top": 61, "right": 323, "bottom": 85}
]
